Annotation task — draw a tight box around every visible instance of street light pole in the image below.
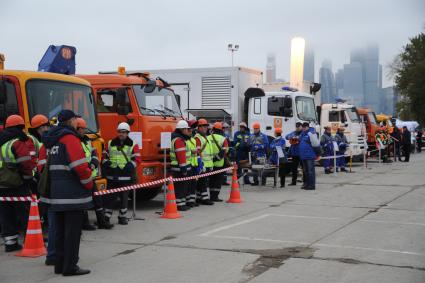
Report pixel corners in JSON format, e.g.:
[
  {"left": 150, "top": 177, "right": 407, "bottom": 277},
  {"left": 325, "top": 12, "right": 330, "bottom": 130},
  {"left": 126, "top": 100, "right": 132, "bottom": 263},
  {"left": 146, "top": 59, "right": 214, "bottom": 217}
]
[{"left": 227, "top": 43, "right": 239, "bottom": 67}]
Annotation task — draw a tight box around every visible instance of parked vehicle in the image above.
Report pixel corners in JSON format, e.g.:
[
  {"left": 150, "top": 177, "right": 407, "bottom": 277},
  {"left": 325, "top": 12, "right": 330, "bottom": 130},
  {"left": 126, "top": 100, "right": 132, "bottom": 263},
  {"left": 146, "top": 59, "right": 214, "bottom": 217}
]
[{"left": 358, "top": 108, "right": 379, "bottom": 151}]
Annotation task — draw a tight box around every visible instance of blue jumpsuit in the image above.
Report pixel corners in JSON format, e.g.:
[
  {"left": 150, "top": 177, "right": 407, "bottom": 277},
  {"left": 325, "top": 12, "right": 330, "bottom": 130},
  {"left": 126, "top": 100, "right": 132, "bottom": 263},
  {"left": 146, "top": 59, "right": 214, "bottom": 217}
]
[
  {"left": 335, "top": 132, "right": 348, "bottom": 170},
  {"left": 320, "top": 132, "right": 335, "bottom": 172}
]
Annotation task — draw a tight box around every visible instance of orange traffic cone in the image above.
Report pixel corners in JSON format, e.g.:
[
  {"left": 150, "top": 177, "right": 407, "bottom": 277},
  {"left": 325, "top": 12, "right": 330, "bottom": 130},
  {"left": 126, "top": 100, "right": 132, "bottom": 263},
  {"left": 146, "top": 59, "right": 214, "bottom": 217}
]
[
  {"left": 227, "top": 165, "right": 243, "bottom": 203},
  {"left": 161, "top": 178, "right": 182, "bottom": 219},
  {"left": 16, "top": 195, "right": 46, "bottom": 257}
]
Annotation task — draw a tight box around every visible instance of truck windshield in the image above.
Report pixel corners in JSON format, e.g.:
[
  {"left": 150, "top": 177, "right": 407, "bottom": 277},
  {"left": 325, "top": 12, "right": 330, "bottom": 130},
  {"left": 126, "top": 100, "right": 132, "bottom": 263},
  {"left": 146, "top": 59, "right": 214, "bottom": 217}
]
[
  {"left": 133, "top": 85, "right": 181, "bottom": 117},
  {"left": 295, "top": 96, "right": 317, "bottom": 122},
  {"left": 26, "top": 80, "right": 98, "bottom": 131},
  {"left": 368, "top": 112, "right": 377, "bottom": 124},
  {"left": 347, "top": 107, "right": 360, "bottom": 122}
]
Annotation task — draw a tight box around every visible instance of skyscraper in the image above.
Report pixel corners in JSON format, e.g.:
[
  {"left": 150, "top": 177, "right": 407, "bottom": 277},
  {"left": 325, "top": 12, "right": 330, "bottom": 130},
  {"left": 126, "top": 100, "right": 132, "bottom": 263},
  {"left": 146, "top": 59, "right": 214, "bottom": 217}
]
[
  {"left": 319, "top": 59, "right": 336, "bottom": 103},
  {"left": 343, "top": 62, "right": 364, "bottom": 106},
  {"left": 303, "top": 47, "right": 315, "bottom": 82},
  {"left": 265, "top": 54, "right": 276, "bottom": 83}
]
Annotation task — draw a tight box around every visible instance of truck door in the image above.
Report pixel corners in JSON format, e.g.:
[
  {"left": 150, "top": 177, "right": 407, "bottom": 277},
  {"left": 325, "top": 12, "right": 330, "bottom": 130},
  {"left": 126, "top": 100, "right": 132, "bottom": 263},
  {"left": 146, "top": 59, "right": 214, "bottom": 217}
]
[
  {"left": 95, "top": 87, "right": 138, "bottom": 142},
  {"left": 266, "top": 96, "right": 293, "bottom": 139}
]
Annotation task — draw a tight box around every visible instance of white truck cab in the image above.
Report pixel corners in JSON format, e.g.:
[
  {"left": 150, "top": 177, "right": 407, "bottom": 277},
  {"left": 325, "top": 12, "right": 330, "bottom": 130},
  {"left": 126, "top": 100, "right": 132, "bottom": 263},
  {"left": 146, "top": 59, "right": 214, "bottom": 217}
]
[
  {"left": 245, "top": 87, "right": 318, "bottom": 147},
  {"left": 319, "top": 103, "right": 366, "bottom": 156}
]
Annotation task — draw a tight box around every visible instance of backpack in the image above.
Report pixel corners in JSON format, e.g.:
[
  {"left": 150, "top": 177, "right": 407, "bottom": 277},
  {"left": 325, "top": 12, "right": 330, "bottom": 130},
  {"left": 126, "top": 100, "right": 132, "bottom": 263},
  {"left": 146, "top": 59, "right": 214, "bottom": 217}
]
[{"left": 0, "top": 144, "right": 24, "bottom": 188}]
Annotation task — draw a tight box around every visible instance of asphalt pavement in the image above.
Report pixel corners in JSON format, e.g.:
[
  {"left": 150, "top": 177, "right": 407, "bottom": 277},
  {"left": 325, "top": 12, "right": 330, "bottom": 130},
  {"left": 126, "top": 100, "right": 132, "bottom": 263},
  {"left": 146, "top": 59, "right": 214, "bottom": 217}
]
[{"left": 1, "top": 153, "right": 425, "bottom": 283}]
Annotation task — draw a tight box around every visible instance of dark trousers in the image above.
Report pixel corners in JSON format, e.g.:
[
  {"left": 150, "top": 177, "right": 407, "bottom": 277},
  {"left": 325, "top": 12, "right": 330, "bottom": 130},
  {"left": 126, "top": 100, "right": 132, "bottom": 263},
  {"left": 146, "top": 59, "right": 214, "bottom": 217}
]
[
  {"left": 273, "top": 164, "right": 286, "bottom": 187},
  {"left": 55, "top": 210, "right": 84, "bottom": 274},
  {"left": 186, "top": 168, "right": 197, "bottom": 204},
  {"left": 402, "top": 145, "right": 410, "bottom": 162},
  {"left": 395, "top": 142, "right": 401, "bottom": 159},
  {"left": 172, "top": 171, "right": 188, "bottom": 207},
  {"left": 209, "top": 167, "right": 224, "bottom": 200},
  {"left": 290, "top": 156, "right": 301, "bottom": 184},
  {"left": 197, "top": 167, "right": 211, "bottom": 201},
  {"left": 104, "top": 181, "right": 130, "bottom": 219},
  {"left": 46, "top": 209, "right": 56, "bottom": 260},
  {"left": 0, "top": 186, "right": 30, "bottom": 247},
  {"left": 302, "top": 159, "right": 316, "bottom": 189}
]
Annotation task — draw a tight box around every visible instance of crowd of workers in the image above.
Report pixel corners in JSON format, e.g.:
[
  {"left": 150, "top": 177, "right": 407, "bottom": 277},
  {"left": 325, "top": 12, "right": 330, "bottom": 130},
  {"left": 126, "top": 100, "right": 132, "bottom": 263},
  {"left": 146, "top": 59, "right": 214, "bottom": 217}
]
[{"left": 0, "top": 111, "right": 423, "bottom": 276}]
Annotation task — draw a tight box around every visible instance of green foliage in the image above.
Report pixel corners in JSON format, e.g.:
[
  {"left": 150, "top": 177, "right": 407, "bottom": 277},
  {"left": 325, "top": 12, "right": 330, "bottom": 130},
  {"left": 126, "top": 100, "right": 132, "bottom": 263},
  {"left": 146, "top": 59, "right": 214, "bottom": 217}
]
[{"left": 392, "top": 32, "right": 425, "bottom": 125}]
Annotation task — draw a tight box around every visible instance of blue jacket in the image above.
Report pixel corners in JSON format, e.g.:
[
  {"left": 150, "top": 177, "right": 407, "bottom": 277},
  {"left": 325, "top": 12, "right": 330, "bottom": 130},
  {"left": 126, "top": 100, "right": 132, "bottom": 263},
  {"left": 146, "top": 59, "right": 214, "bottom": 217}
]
[
  {"left": 335, "top": 132, "right": 348, "bottom": 153},
  {"left": 249, "top": 132, "right": 269, "bottom": 158},
  {"left": 42, "top": 125, "right": 93, "bottom": 211},
  {"left": 320, "top": 132, "right": 335, "bottom": 155},
  {"left": 233, "top": 130, "right": 250, "bottom": 161},
  {"left": 285, "top": 130, "right": 301, "bottom": 157},
  {"left": 299, "top": 127, "right": 320, "bottom": 160},
  {"left": 269, "top": 136, "right": 287, "bottom": 165}
]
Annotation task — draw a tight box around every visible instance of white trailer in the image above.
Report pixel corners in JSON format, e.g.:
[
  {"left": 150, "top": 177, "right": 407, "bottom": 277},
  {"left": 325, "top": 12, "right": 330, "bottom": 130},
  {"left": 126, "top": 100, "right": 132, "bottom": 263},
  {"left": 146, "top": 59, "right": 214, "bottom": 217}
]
[{"left": 131, "top": 67, "right": 263, "bottom": 130}]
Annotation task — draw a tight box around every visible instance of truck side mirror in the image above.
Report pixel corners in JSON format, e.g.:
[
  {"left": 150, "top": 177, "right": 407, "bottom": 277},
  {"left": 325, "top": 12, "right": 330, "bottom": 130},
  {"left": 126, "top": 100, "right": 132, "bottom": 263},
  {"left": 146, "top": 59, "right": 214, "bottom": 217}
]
[
  {"left": 283, "top": 96, "right": 292, "bottom": 108},
  {"left": 0, "top": 78, "right": 7, "bottom": 104},
  {"left": 144, "top": 80, "right": 156, "bottom": 93},
  {"left": 115, "top": 88, "right": 127, "bottom": 106},
  {"left": 117, "top": 105, "right": 130, "bottom": 115},
  {"left": 175, "top": 94, "right": 181, "bottom": 107}
]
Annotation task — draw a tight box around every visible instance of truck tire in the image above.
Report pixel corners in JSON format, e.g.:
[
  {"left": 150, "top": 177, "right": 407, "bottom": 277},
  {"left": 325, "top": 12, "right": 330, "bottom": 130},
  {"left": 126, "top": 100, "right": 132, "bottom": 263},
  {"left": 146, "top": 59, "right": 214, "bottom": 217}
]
[{"left": 136, "top": 186, "right": 161, "bottom": 201}]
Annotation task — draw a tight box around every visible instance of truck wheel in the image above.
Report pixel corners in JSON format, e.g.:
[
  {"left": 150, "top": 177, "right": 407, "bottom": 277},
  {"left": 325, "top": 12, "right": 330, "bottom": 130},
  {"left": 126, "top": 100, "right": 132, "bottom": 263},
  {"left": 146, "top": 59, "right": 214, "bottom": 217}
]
[{"left": 136, "top": 186, "right": 161, "bottom": 201}]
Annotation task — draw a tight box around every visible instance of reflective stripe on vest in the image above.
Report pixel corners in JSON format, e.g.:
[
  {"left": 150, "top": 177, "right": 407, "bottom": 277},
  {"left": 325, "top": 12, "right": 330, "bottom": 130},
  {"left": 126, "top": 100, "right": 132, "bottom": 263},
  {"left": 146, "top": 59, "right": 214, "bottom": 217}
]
[
  {"left": 82, "top": 142, "right": 98, "bottom": 178},
  {"left": 28, "top": 134, "right": 41, "bottom": 157},
  {"left": 170, "top": 137, "right": 191, "bottom": 169},
  {"left": 208, "top": 134, "right": 225, "bottom": 167},
  {"left": 187, "top": 138, "right": 198, "bottom": 167},
  {"left": 108, "top": 140, "right": 134, "bottom": 170},
  {"left": 0, "top": 139, "right": 19, "bottom": 168},
  {"left": 195, "top": 133, "right": 214, "bottom": 168}
]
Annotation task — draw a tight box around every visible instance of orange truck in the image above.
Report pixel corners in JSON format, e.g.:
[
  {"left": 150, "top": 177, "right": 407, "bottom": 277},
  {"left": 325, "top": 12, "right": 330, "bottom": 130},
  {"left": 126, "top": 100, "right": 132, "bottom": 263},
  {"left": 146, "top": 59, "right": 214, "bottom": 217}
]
[
  {"left": 358, "top": 108, "right": 379, "bottom": 150},
  {"left": 0, "top": 55, "right": 107, "bottom": 190},
  {"left": 78, "top": 70, "right": 182, "bottom": 200}
]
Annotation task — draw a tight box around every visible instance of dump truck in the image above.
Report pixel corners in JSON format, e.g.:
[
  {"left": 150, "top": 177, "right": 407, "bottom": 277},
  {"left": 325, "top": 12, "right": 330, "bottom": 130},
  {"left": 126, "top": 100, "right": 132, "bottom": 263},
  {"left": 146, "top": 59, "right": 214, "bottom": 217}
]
[
  {"left": 78, "top": 69, "right": 182, "bottom": 200},
  {"left": 358, "top": 107, "right": 379, "bottom": 151}
]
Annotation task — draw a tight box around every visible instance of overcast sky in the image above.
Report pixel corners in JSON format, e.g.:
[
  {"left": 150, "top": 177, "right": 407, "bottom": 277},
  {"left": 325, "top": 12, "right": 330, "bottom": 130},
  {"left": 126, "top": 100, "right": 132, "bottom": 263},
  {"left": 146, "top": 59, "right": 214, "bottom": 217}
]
[{"left": 1, "top": 0, "right": 424, "bottom": 86}]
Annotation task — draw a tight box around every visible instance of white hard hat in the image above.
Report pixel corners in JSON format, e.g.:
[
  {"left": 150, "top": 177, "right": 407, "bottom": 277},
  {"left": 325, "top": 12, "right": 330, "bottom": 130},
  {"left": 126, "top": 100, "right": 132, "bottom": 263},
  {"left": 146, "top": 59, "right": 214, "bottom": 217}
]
[
  {"left": 176, "top": 120, "right": 190, "bottom": 129},
  {"left": 239, "top": 122, "right": 247, "bottom": 128},
  {"left": 117, "top": 122, "right": 130, "bottom": 132}
]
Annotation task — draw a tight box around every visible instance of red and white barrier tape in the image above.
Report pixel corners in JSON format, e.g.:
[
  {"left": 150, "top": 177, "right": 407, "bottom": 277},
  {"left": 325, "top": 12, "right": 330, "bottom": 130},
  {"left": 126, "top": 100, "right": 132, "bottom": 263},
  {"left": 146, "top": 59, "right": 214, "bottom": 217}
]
[
  {"left": 94, "top": 166, "right": 234, "bottom": 196},
  {"left": 0, "top": 196, "right": 37, "bottom": 202}
]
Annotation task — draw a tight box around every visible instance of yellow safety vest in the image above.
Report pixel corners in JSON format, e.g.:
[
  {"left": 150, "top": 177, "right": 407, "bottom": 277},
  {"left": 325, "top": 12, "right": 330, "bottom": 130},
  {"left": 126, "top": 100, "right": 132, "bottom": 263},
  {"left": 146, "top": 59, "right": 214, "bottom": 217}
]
[
  {"left": 208, "top": 134, "right": 226, "bottom": 167},
  {"left": 108, "top": 140, "right": 134, "bottom": 170},
  {"left": 170, "top": 137, "right": 191, "bottom": 170},
  {"left": 82, "top": 141, "right": 98, "bottom": 178},
  {"left": 195, "top": 133, "right": 214, "bottom": 168}
]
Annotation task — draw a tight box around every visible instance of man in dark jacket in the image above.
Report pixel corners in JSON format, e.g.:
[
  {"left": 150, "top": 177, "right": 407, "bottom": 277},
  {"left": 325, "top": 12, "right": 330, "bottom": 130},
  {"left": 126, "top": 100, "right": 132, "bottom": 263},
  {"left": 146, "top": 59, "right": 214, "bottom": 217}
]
[
  {"left": 233, "top": 122, "right": 251, "bottom": 184},
  {"left": 391, "top": 126, "right": 402, "bottom": 161},
  {"left": 42, "top": 110, "right": 93, "bottom": 276},
  {"left": 285, "top": 122, "right": 302, "bottom": 185},
  {"left": 299, "top": 122, "right": 320, "bottom": 190},
  {"left": 401, "top": 126, "right": 411, "bottom": 162},
  {"left": 0, "top": 115, "right": 35, "bottom": 252}
]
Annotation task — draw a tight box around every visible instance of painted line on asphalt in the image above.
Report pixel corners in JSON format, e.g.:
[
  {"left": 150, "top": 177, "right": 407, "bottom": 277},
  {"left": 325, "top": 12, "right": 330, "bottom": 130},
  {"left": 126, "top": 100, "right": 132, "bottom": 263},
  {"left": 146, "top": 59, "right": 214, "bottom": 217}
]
[
  {"left": 268, "top": 214, "right": 342, "bottom": 220},
  {"left": 199, "top": 214, "right": 271, "bottom": 237}
]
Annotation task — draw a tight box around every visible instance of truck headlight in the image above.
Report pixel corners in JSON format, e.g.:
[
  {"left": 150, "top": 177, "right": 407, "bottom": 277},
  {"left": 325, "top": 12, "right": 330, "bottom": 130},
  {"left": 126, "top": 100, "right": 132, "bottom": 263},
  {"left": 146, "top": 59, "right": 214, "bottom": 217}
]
[{"left": 142, "top": 167, "right": 155, "bottom": 176}]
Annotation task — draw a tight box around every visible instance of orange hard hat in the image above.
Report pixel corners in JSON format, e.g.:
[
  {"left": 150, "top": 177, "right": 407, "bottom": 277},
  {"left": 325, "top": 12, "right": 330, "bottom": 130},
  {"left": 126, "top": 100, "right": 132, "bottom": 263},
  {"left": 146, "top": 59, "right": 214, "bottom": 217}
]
[
  {"left": 274, "top": 127, "right": 282, "bottom": 135},
  {"left": 188, "top": 119, "right": 198, "bottom": 128},
  {"left": 5, "top": 115, "right": 25, "bottom": 128},
  {"left": 252, "top": 122, "right": 260, "bottom": 129},
  {"left": 31, "top": 114, "right": 49, "bottom": 129},
  {"left": 213, "top": 122, "right": 223, "bottom": 130},
  {"left": 197, "top": 118, "right": 209, "bottom": 126},
  {"left": 76, "top": 117, "right": 87, "bottom": 129}
]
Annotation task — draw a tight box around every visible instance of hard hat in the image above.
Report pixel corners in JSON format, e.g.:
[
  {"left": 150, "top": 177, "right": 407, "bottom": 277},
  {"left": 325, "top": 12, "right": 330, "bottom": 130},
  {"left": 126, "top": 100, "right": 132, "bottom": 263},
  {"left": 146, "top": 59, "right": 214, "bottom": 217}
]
[
  {"left": 252, "top": 122, "right": 260, "bottom": 129},
  {"left": 197, "top": 118, "right": 209, "bottom": 127},
  {"left": 31, "top": 114, "right": 49, "bottom": 128},
  {"left": 274, "top": 127, "right": 282, "bottom": 135},
  {"left": 5, "top": 115, "right": 25, "bottom": 128},
  {"left": 239, "top": 122, "right": 247, "bottom": 128},
  {"left": 213, "top": 122, "right": 223, "bottom": 130},
  {"left": 117, "top": 122, "right": 131, "bottom": 132},
  {"left": 176, "top": 120, "right": 190, "bottom": 129},
  {"left": 76, "top": 117, "right": 87, "bottom": 129},
  {"left": 188, "top": 119, "right": 198, "bottom": 128}
]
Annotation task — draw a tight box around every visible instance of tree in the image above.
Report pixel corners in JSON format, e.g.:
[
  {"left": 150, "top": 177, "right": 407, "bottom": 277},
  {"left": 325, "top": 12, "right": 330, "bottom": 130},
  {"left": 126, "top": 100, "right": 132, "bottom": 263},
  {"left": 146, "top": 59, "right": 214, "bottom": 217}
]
[{"left": 390, "top": 31, "right": 425, "bottom": 125}]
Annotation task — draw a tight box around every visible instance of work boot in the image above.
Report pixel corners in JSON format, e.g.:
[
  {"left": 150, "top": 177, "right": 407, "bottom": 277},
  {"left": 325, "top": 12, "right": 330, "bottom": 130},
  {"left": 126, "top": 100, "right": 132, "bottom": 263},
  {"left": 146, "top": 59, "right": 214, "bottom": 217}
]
[
  {"left": 177, "top": 205, "right": 190, "bottom": 211},
  {"left": 5, "top": 243, "right": 22, "bottom": 253},
  {"left": 211, "top": 197, "right": 223, "bottom": 202},
  {"left": 118, "top": 217, "right": 128, "bottom": 225},
  {"left": 288, "top": 182, "right": 297, "bottom": 186},
  {"left": 45, "top": 258, "right": 56, "bottom": 266},
  {"left": 82, "top": 211, "right": 96, "bottom": 231},
  {"left": 324, "top": 169, "right": 331, "bottom": 174},
  {"left": 200, "top": 199, "right": 214, "bottom": 205},
  {"left": 340, "top": 168, "right": 347, "bottom": 172},
  {"left": 63, "top": 266, "right": 91, "bottom": 276},
  {"left": 95, "top": 210, "right": 114, "bottom": 229},
  {"left": 251, "top": 182, "right": 259, "bottom": 186}
]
